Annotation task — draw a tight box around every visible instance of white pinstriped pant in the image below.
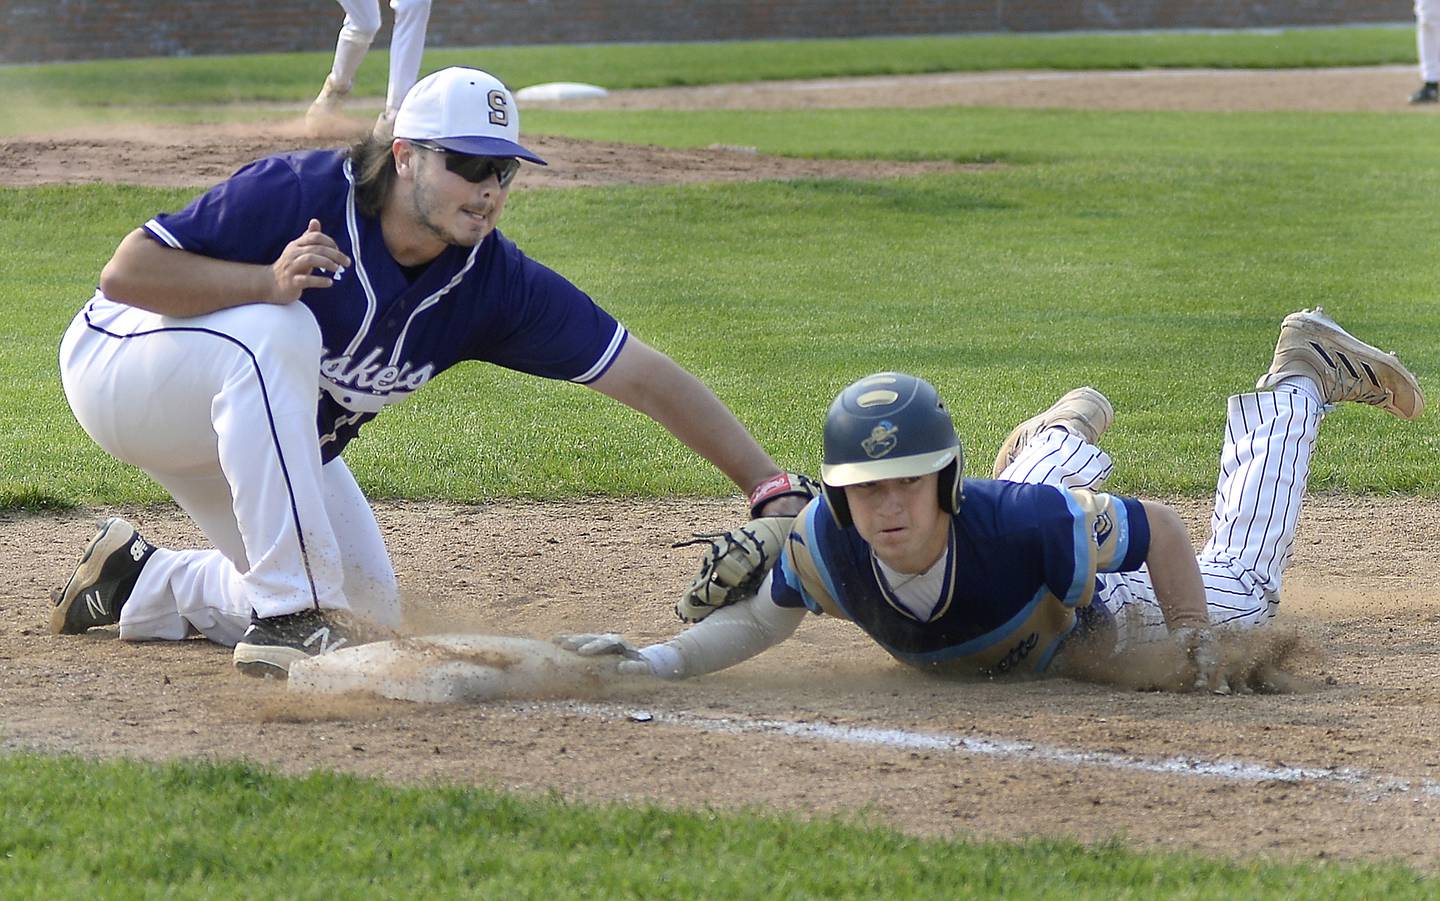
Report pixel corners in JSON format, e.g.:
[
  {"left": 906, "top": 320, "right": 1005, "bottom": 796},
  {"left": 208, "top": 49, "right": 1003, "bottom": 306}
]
[{"left": 996, "top": 385, "right": 1322, "bottom": 648}]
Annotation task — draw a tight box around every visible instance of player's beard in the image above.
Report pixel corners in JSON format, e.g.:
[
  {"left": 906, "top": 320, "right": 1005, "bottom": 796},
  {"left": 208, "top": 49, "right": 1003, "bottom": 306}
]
[{"left": 409, "top": 174, "right": 500, "bottom": 249}]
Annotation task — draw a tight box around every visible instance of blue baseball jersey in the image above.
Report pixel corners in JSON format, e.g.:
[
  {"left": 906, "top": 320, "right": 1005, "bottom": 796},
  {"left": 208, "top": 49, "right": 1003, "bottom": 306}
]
[
  {"left": 772, "top": 479, "right": 1150, "bottom": 675},
  {"left": 140, "top": 150, "right": 627, "bottom": 461}
]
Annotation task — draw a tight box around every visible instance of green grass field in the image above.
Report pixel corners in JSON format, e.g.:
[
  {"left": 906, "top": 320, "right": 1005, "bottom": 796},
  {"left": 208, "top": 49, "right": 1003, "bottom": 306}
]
[
  {"left": 3, "top": 29, "right": 1439, "bottom": 892},
  {"left": 0, "top": 26, "right": 1418, "bottom": 115},
  {"left": 2, "top": 754, "right": 1431, "bottom": 898},
  {"left": 6, "top": 103, "right": 1440, "bottom": 506}
]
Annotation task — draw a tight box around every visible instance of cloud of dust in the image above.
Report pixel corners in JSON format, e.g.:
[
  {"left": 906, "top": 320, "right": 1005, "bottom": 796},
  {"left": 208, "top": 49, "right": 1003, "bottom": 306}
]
[{"left": 1060, "top": 627, "right": 1324, "bottom": 694}]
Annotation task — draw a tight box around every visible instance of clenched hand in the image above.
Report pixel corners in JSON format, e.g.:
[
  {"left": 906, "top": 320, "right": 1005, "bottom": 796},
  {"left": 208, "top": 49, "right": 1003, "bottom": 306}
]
[{"left": 269, "top": 219, "right": 351, "bottom": 302}]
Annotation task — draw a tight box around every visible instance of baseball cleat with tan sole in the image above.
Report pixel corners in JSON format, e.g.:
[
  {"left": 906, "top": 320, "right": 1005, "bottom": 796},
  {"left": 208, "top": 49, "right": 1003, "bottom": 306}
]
[
  {"left": 991, "top": 386, "right": 1114, "bottom": 478},
  {"left": 1256, "top": 307, "right": 1424, "bottom": 420},
  {"left": 50, "top": 517, "right": 155, "bottom": 635}
]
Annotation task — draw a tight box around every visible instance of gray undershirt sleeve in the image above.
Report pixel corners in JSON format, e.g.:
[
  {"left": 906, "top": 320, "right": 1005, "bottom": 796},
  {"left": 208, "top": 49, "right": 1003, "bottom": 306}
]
[{"left": 637, "top": 571, "right": 806, "bottom": 679}]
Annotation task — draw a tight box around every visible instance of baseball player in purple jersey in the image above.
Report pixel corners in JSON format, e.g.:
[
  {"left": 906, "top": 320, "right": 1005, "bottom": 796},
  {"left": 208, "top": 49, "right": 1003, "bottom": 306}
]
[
  {"left": 563, "top": 309, "right": 1423, "bottom": 691},
  {"left": 51, "top": 67, "right": 812, "bottom": 678},
  {"left": 308, "top": 0, "right": 433, "bottom": 137}
]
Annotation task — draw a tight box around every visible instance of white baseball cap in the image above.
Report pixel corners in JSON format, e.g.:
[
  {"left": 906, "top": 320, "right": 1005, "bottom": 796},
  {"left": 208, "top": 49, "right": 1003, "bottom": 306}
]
[{"left": 393, "top": 67, "right": 547, "bottom": 165}]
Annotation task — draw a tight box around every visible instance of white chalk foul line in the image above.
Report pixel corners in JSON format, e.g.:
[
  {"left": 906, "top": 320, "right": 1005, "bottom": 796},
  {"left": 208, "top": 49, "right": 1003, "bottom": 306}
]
[{"left": 533, "top": 702, "right": 1440, "bottom": 800}]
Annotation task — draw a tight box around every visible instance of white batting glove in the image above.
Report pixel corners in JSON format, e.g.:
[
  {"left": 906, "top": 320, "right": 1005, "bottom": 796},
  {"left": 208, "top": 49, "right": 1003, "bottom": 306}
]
[
  {"left": 1171, "top": 626, "right": 1231, "bottom": 695},
  {"left": 556, "top": 632, "right": 639, "bottom": 658},
  {"left": 554, "top": 634, "right": 665, "bottom": 677}
]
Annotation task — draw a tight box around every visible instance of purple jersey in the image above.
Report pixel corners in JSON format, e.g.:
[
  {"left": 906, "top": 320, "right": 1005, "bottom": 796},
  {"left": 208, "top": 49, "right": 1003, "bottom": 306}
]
[{"left": 141, "top": 150, "right": 627, "bottom": 461}]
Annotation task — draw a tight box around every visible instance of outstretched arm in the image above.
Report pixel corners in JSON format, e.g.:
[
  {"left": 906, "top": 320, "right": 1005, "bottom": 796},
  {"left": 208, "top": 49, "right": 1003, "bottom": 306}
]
[
  {"left": 1138, "top": 500, "right": 1208, "bottom": 630},
  {"left": 588, "top": 337, "right": 807, "bottom": 515},
  {"left": 1139, "top": 499, "right": 1230, "bottom": 693},
  {"left": 99, "top": 220, "right": 352, "bottom": 317},
  {"left": 562, "top": 572, "right": 806, "bottom": 679},
  {"left": 644, "top": 583, "right": 806, "bottom": 678}
]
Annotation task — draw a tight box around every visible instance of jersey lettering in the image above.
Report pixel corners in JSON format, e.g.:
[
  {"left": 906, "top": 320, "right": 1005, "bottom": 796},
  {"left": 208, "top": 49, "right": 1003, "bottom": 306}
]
[
  {"left": 321, "top": 347, "right": 435, "bottom": 394},
  {"left": 990, "top": 632, "right": 1039, "bottom": 674}
]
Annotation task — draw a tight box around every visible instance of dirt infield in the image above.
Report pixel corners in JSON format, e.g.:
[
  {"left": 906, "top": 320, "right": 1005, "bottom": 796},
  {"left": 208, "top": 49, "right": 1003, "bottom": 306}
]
[
  {"left": 1, "top": 66, "right": 1432, "bottom": 190},
  {"left": 5, "top": 68, "right": 1440, "bottom": 869}
]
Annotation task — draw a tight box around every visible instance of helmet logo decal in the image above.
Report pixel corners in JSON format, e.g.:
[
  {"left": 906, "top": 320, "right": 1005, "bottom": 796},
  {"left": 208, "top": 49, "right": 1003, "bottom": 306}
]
[
  {"left": 861, "top": 421, "right": 899, "bottom": 459},
  {"left": 1093, "top": 511, "right": 1113, "bottom": 547}
]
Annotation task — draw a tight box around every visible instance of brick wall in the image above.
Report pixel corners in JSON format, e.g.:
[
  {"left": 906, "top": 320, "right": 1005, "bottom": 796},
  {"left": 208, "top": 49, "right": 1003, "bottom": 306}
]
[{"left": 0, "top": 1, "right": 1413, "bottom": 66}]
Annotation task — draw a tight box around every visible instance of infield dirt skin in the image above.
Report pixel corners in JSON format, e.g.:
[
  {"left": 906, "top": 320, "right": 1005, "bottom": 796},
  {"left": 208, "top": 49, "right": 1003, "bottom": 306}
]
[
  {"left": 7, "top": 496, "right": 1440, "bottom": 866},
  {"left": 6, "top": 68, "right": 1440, "bottom": 868}
]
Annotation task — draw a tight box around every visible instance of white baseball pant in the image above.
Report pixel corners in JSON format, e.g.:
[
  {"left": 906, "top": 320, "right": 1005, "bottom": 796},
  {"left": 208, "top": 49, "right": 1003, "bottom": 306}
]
[
  {"left": 59, "top": 295, "right": 400, "bottom": 645},
  {"left": 330, "top": 0, "right": 434, "bottom": 111},
  {"left": 996, "top": 382, "right": 1323, "bottom": 648},
  {"left": 1418, "top": 0, "right": 1440, "bottom": 82}
]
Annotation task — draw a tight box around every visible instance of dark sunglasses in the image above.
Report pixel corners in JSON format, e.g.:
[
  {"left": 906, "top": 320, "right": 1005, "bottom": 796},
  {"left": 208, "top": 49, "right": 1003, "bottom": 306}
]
[{"left": 411, "top": 141, "right": 521, "bottom": 187}]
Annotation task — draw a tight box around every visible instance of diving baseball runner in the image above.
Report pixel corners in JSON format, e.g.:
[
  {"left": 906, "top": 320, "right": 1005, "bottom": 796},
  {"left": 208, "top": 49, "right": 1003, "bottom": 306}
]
[
  {"left": 563, "top": 309, "right": 1424, "bottom": 692},
  {"left": 51, "top": 67, "right": 813, "bottom": 678}
]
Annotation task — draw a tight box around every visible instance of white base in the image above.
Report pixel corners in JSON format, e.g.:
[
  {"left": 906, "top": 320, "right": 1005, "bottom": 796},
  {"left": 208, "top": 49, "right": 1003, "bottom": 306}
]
[
  {"left": 288, "top": 634, "right": 625, "bottom": 703},
  {"left": 514, "top": 82, "right": 610, "bottom": 102}
]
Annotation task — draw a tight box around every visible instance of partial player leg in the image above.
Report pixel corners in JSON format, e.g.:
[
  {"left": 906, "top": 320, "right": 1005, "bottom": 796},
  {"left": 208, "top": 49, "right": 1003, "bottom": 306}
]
[
  {"left": 109, "top": 459, "right": 400, "bottom": 645},
  {"left": 1416, "top": 27, "right": 1440, "bottom": 102},
  {"left": 58, "top": 299, "right": 354, "bottom": 651},
  {"left": 329, "top": 0, "right": 382, "bottom": 90},
  {"left": 1100, "top": 308, "right": 1424, "bottom": 646},
  {"left": 1416, "top": 1, "right": 1440, "bottom": 102},
  {"left": 114, "top": 468, "right": 262, "bottom": 644},
  {"left": 1095, "top": 387, "right": 1320, "bottom": 645},
  {"left": 1196, "top": 387, "right": 1323, "bottom": 627},
  {"left": 1205, "top": 307, "right": 1423, "bottom": 611},
  {"left": 309, "top": 0, "right": 383, "bottom": 133},
  {"left": 992, "top": 387, "right": 1115, "bottom": 488},
  {"left": 378, "top": 0, "right": 433, "bottom": 135},
  {"left": 322, "top": 457, "right": 401, "bottom": 629}
]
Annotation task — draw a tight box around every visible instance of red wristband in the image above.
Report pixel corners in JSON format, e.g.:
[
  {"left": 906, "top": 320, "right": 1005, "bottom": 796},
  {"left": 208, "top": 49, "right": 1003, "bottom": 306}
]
[{"left": 747, "top": 472, "right": 818, "bottom": 517}]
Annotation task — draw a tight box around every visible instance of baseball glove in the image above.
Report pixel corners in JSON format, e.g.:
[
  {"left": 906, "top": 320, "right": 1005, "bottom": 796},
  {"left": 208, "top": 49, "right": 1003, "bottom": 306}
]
[{"left": 674, "top": 516, "right": 793, "bottom": 623}]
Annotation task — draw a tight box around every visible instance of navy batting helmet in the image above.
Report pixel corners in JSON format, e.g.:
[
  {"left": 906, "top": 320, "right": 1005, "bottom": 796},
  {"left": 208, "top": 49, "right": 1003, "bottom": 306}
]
[{"left": 820, "top": 372, "right": 963, "bottom": 529}]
